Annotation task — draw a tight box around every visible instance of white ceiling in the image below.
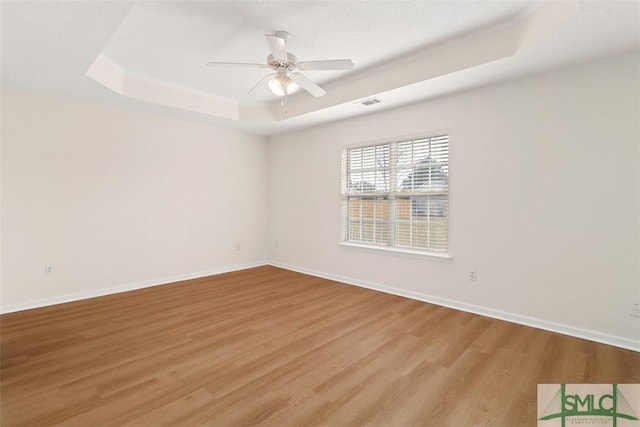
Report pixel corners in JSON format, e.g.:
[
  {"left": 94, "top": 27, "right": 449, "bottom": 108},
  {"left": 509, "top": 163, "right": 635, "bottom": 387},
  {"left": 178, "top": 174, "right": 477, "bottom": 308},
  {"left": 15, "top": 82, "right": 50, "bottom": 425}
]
[{"left": 2, "top": 1, "right": 639, "bottom": 136}]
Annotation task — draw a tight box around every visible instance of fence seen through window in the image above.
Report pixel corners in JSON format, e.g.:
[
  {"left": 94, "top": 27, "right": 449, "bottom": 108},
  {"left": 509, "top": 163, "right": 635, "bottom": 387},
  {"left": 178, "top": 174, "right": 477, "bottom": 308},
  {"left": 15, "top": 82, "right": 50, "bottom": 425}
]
[{"left": 342, "top": 135, "right": 449, "bottom": 253}]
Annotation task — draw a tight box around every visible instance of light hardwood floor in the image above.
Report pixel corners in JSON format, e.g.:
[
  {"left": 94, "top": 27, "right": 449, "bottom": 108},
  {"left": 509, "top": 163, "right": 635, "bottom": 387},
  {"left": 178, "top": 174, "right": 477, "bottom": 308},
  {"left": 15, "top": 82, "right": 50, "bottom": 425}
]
[{"left": 1, "top": 266, "right": 638, "bottom": 426}]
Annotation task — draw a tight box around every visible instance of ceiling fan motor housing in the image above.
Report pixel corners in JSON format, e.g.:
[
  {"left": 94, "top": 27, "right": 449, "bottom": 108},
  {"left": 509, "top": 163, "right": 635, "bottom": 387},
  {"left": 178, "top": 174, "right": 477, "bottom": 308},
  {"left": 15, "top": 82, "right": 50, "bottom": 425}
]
[{"left": 267, "top": 53, "right": 298, "bottom": 70}]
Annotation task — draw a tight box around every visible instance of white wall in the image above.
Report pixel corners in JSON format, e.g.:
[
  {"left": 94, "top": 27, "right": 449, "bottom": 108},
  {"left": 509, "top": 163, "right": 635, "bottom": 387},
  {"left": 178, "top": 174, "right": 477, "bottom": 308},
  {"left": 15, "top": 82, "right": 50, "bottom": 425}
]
[
  {"left": 267, "top": 52, "right": 640, "bottom": 349},
  {"left": 1, "top": 89, "right": 268, "bottom": 310}
]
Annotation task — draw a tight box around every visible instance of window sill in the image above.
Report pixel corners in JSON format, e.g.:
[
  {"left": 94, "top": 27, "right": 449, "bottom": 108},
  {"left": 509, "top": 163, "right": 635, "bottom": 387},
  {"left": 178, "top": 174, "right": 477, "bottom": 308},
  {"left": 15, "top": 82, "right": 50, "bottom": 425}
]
[{"left": 338, "top": 242, "right": 452, "bottom": 262}]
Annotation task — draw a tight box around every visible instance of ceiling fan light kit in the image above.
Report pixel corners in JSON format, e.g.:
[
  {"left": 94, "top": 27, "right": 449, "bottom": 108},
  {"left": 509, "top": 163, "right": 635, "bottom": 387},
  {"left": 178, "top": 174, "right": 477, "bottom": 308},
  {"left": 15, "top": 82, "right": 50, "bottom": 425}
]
[
  {"left": 206, "top": 30, "right": 355, "bottom": 99},
  {"left": 268, "top": 73, "right": 299, "bottom": 96}
]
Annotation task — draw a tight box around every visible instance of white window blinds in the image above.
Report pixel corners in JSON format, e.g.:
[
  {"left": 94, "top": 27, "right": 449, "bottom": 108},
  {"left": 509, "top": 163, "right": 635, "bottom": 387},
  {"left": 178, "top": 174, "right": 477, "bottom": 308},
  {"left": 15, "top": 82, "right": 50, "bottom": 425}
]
[{"left": 342, "top": 135, "right": 449, "bottom": 254}]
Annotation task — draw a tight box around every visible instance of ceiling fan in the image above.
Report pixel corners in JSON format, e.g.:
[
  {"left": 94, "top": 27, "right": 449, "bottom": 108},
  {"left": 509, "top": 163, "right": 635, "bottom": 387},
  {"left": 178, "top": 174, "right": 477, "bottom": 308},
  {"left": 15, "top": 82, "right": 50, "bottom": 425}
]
[{"left": 206, "top": 31, "right": 354, "bottom": 98}]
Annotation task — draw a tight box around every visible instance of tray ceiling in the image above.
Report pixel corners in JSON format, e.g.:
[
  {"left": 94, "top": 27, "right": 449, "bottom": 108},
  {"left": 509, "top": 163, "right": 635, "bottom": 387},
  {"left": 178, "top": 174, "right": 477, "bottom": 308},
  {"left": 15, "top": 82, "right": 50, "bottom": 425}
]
[{"left": 2, "top": 1, "right": 638, "bottom": 135}]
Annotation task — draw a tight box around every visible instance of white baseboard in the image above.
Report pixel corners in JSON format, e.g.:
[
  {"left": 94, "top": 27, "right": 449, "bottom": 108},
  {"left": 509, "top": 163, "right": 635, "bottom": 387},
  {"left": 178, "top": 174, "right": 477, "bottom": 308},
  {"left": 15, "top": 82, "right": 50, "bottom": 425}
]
[
  {"left": 269, "top": 261, "right": 640, "bottom": 352},
  {"left": 0, "top": 261, "right": 268, "bottom": 314}
]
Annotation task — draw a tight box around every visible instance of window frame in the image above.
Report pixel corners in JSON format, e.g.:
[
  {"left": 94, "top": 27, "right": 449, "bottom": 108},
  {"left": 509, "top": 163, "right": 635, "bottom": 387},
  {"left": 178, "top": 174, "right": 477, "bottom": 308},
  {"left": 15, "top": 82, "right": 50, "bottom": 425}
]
[{"left": 341, "top": 134, "right": 452, "bottom": 261}]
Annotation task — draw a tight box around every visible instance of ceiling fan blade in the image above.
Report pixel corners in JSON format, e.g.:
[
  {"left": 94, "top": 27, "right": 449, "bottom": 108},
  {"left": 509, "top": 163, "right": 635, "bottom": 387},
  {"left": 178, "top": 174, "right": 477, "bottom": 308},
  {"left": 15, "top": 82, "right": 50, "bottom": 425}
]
[
  {"left": 206, "top": 61, "right": 270, "bottom": 69},
  {"left": 247, "top": 73, "right": 276, "bottom": 95},
  {"left": 266, "top": 34, "right": 288, "bottom": 62},
  {"left": 291, "top": 73, "right": 326, "bottom": 97},
  {"left": 297, "top": 59, "right": 355, "bottom": 71}
]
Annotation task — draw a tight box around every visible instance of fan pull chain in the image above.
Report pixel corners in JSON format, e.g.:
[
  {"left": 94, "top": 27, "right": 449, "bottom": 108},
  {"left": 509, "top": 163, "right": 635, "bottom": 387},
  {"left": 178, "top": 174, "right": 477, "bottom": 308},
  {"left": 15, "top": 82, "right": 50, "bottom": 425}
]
[{"left": 282, "top": 91, "right": 288, "bottom": 115}]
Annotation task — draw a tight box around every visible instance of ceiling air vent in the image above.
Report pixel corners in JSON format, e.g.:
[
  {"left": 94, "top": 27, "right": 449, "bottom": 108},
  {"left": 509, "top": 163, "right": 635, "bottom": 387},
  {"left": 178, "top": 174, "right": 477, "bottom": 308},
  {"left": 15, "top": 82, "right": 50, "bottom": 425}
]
[{"left": 357, "top": 97, "right": 383, "bottom": 106}]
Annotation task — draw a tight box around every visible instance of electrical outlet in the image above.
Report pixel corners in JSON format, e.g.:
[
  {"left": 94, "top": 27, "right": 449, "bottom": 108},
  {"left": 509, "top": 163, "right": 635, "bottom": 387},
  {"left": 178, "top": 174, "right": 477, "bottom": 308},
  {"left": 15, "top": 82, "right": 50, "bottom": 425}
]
[
  {"left": 235, "top": 243, "right": 240, "bottom": 252},
  {"left": 275, "top": 240, "right": 279, "bottom": 248},
  {"left": 469, "top": 270, "right": 477, "bottom": 281},
  {"left": 631, "top": 302, "right": 640, "bottom": 318},
  {"left": 44, "top": 265, "right": 53, "bottom": 275}
]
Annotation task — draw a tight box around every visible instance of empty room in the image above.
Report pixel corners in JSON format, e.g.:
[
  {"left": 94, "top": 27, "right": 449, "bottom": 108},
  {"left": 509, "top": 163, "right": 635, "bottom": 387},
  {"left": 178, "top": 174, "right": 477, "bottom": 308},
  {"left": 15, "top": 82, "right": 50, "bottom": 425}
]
[{"left": 1, "top": 1, "right": 639, "bottom": 426}]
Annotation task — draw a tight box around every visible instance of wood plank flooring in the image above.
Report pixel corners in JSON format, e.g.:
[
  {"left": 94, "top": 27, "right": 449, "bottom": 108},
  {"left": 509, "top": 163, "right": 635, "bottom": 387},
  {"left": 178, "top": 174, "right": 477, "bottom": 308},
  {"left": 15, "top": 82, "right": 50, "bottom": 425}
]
[{"left": 1, "top": 266, "right": 638, "bottom": 426}]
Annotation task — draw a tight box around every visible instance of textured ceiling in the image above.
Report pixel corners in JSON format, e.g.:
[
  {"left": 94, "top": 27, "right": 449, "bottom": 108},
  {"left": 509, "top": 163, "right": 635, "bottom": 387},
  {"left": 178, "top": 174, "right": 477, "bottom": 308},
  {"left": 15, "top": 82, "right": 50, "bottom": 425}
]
[{"left": 2, "top": 1, "right": 639, "bottom": 135}]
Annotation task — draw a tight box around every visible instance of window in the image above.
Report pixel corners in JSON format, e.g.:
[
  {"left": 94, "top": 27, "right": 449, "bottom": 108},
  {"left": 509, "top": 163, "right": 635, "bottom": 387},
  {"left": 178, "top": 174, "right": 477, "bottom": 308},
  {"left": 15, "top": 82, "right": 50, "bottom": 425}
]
[{"left": 341, "top": 135, "right": 449, "bottom": 255}]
